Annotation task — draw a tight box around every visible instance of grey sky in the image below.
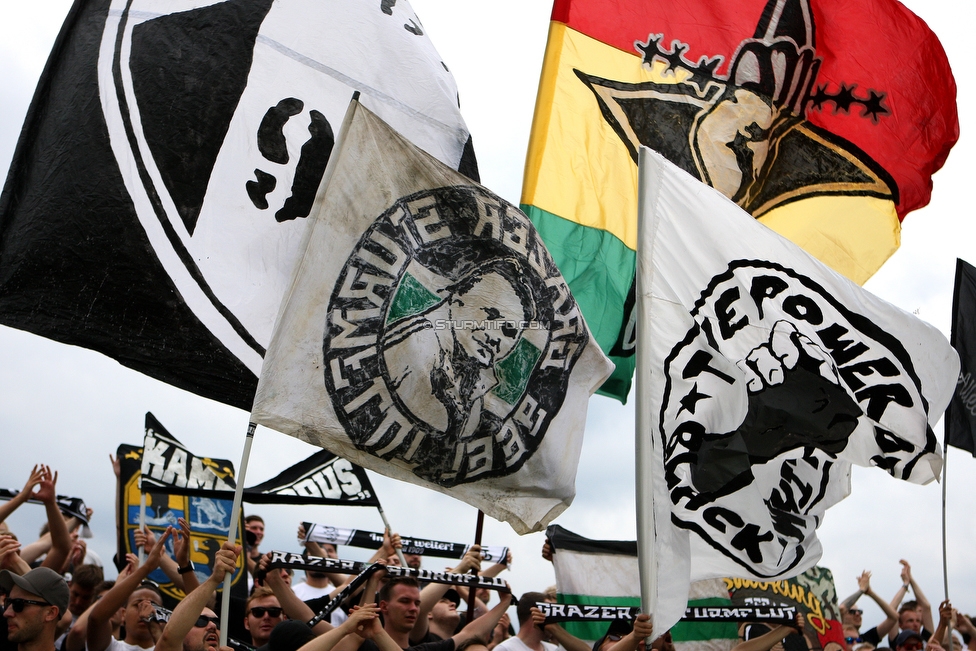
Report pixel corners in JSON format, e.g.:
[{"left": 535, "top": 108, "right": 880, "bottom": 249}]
[{"left": 1, "top": 0, "right": 974, "bottom": 629}]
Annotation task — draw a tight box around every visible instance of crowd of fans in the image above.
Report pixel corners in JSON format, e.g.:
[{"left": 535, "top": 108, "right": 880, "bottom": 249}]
[{"left": 1, "top": 463, "right": 973, "bottom": 651}]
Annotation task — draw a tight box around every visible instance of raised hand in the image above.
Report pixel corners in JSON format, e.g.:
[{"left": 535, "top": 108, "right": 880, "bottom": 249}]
[
  {"left": 174, "top": 518, "right": 192, "bottom": 568},
  {"left": 70, "top": 539, "right": 88, "bottom": 566},
  {"left": 145, "top": 527, "right": 174, "bottom": 570},
  {"left": 21, "top": 465, "right": 44, "bottom": 496},
  {"left": 530, "top": 606, "right": 547, "bottom": 629},
  {"left": 938, "top": 600, "right": 952, "bottom": 626},
  {"left": 794, "top": 613, "right": 806, "bottom": 634},
  {"left": 381, "top": 529, "right": 402, "bottom": 558},
  {"left": 134, "top": 527, "right": 158, "bottom": 552},
  {"left": 34, "top": 466, "right": 58, "bottom": 503},
  {"left": 634, "top": 613, "right": 654, "bottom": 640},
  {"left": 491, "top": 613, "right": 511, "bottom": 646},
  {"left": 346, "top": 604, "right": 381, "bottom": 637},
  {"left": 210, "top": 541, "right": 241, "bottom": 584},
  {"left": 454, "top": 544, "right": 482, "bottom": 574},
  {"left": 900, "top": 560, "right": 913, "bottom": 585},
  {"left": 120, "top": 553, "right": 139, "bottom": 577},
  {"left": 0, "top": 535, "right": 22, "bottom": 570},
  {"left": 857, "top": 571, "right": 871, "bottom": 593}
]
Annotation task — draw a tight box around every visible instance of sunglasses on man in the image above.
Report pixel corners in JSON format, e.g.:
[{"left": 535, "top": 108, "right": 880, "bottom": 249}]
[
  {"left": 194, "top": 615, "right": 220, "bottom": 628},
  {"left": 248, "top": 607, "right": 284, "bottom": 618},
  {"left": 3, "top": 599, "right": 52, "bottom": 613}
]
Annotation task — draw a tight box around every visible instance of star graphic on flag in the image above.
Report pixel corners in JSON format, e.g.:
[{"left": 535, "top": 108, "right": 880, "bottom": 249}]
[
  {"left": 678, "top": 382, "right": 710, "bottom": 416},
  {"left": 574, "top": 69, "right": 898, "bottom": 217}
]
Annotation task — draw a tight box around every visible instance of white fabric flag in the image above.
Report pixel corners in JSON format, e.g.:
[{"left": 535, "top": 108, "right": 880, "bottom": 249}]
[
  {"left": 636, "top": 147, "right": 957, "bottom": 636},
  {"left": 251, "top": 103, "right": 613, "bottom": 534},
  {"left": 5, "top": 0, "right": 482, "bottom": 410}
]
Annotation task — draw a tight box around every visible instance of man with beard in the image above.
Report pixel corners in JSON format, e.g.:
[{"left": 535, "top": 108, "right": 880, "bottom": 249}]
[
  {"left": 382, "top": 260, "right": 535, "bottom": 438},
  {"left": 1, "top": 567, "right": 70, "bottom": 651},
  {"left": 154, "top": 540, "right": 240, "bottom": 651},
  {"left": 381, "top": 259, "right": 536, "bottom": 483}
]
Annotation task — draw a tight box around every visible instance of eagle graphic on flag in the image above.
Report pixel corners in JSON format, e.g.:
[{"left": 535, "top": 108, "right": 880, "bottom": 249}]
[{"left": 522, "top": 0, "right": 958, "bottom": 402}]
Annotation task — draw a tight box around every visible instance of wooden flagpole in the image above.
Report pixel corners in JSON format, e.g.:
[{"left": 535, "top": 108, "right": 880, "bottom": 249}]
[{"left": 634, "top": 146, "right": 657, "bottom": 639}]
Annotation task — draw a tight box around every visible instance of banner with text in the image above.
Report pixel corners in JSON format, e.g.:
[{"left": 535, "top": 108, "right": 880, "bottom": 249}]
[{"left": 303, "top": 522, "right": 508, "bottom": 563}]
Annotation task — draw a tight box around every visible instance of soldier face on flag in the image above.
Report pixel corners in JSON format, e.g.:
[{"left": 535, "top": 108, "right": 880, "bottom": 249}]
[{"left": 383, "top": 258, "right": 535, "bottom": 438}]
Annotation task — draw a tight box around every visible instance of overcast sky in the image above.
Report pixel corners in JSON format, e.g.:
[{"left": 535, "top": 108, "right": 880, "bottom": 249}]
[{"left": 1, "top": 0, "right": 975, "bottom": 629}]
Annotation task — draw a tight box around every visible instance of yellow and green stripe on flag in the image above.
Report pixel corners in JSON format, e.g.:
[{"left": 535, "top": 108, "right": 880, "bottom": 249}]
[{"left": 521, "top": 0, "right": 958, "bottom": 402}]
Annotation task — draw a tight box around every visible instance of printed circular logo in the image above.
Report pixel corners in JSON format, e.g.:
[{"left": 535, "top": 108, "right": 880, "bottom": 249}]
[
  {"left": 661, "top": 261, "right": 933, "bottom": 577},
  {"left": 324, "top": 186, "right": 589, "bottom": 487}
]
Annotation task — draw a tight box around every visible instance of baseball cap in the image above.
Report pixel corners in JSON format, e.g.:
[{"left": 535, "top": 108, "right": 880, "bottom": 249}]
[
  {"left": 0, "top": 567, "right": 70, "bottom": 617},
  {"left": 442, "top": 589, "right": 461, "bottom": 608},
  {"left": 894, "top": 630, "right": 924, "bottom": 648}
]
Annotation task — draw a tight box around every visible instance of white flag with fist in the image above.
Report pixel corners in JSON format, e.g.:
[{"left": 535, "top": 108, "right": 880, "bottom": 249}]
[{"left": 636, "top": 148, "right": 957, "bottom": 636}]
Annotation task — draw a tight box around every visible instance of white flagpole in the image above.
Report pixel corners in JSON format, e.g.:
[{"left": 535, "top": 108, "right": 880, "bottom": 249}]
[
  {"left": 222, "top": 92, "right": 365, "bottom": 646},
  {"left": 218, "top": 421, "right": 256, "bottom": 648},
  {"left": 634, "top": 146, "right": 657, "bottom": 635},
  {"left": 137, "top": 493, "right": 146, "bottom": 564}
]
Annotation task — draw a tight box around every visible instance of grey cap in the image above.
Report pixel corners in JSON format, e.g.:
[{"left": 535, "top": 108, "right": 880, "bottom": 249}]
[{"left": 0, "top": 567, "right": 69, "bottom": 617}]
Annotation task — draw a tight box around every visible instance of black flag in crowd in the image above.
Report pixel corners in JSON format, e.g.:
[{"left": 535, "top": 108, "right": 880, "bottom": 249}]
[
  {"left": 0, "top": 0, "right": 478, "bottom": 410},
  {"left": 117, "top": 436, "right": 249, "bottom": 641},
  {"left": 0, "top": 490, "right": 91, "bottom": 528},
  {"left": 245, "top": 450, "right": 379, "bottom": 507},
  {"left": 141, "top": 412, "right": 379, "bottom": 506},
  {"left": 948, "top": 259, "right": 976, "bottom": 456}
]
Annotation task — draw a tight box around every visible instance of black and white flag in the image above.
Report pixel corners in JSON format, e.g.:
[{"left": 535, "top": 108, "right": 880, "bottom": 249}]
[
  {"left": 303, "top": 522, "right": 508, "bottom": 563},
  {"left": 635, "top": 149, "right": 957, "bottom": 638},
  {"left": 0, "top": 490, "right": 92, "bottom": 533},
  {"left": 947, "top": 258, "right": 976, "bottom": 456},
  {"left": 246, "top": 450, "right": 378, "bottom": 506},
  {"left": 141, "top": 412, "right": 378, "bottom": 506},
  {"left": 250, "top": 102, "right": 613, "bottom": 534},
  {"left": 141, "top": 413, "right": 237, "bottom": 497},
  {"left": 0, "top": 0, "right": 478, "bottom": 410}
]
